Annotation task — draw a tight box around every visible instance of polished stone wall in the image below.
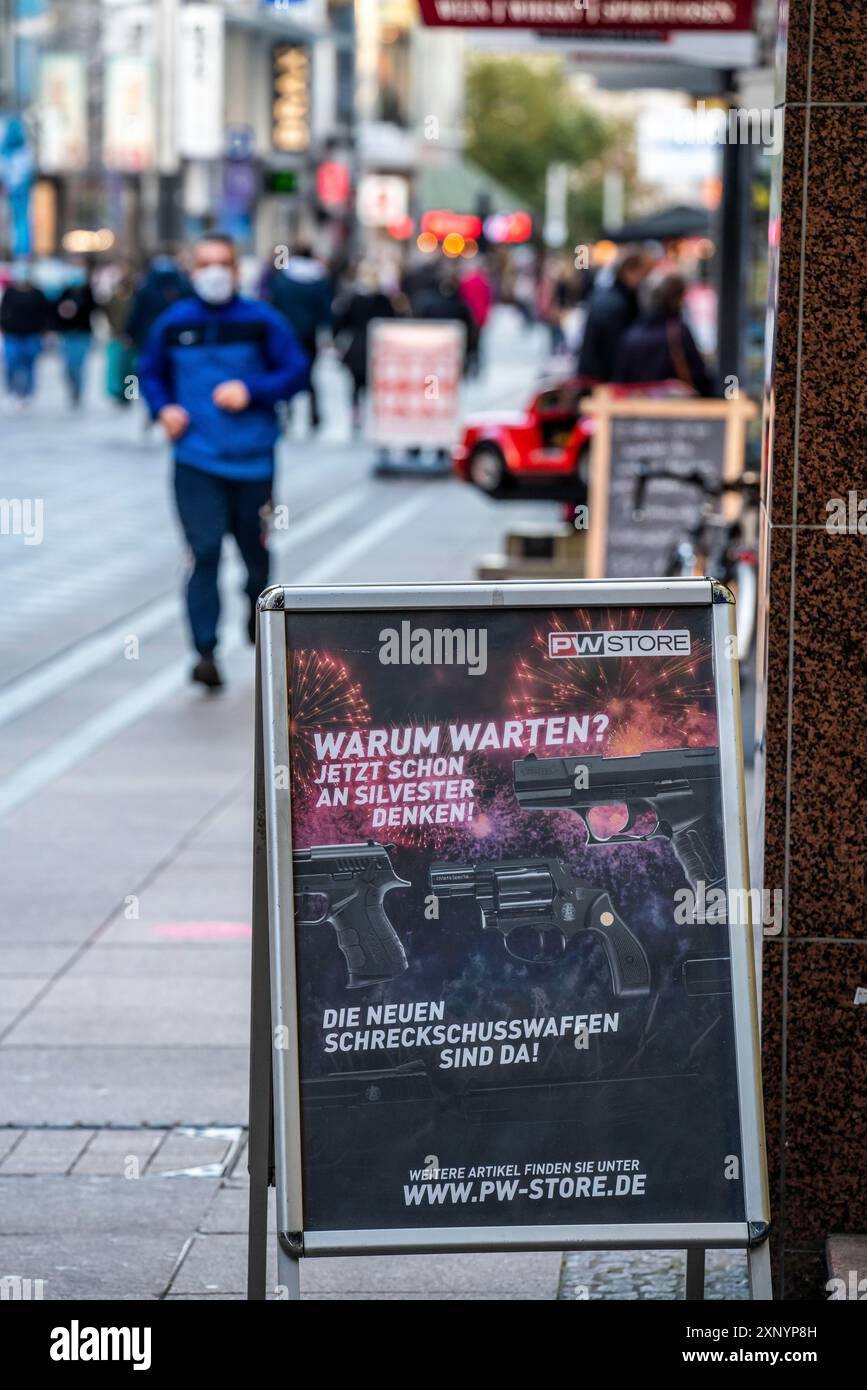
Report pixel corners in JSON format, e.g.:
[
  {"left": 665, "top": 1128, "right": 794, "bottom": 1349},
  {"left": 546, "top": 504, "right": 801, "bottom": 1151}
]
[{"left": 755, "top": 0, "right": 867, "bottom": 1300}]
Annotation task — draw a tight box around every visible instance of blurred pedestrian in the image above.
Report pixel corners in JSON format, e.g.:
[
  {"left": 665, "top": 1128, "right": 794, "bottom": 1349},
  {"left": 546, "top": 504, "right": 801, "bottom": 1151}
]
[
  {"left": 614, "top": 274, "right": 715, "bottom": 397},
  {"left": 400, "top": 254, "right": 438, "bottom": 314},
  {"left": 413, "top": 268, "right": 476, "bottom": 364},
  {"left": 510, "top": 248, "right": 538, "bottom": 328},
  {"left": 127, "top": 249, "right": 190, "bottom": 351},
  {"left": 138, "top": 234, "right": 308, "bottom": 691},
  {"left": 101, "top": 261, "right": 138, "bottom": 407},
  {"left": 0, "top": 261, "right": 50, "bottom": 406},
  {"left": 458, "top": 260, "right": 493, "bottom": 376},
  {"left": 261, "top": 244, "right": 332, "bottom": 431},
  {"left": 578, "top": 246, "right": 654, "bottom": 382},
  {"left": 332, "top": 262, "right": 396, "bottom": 435},
  {"left": 540, "top": 256, "right": 586, "bottom": 356},
  {"left": 53, "top": 260, "right": 96, "bottom": 407}
]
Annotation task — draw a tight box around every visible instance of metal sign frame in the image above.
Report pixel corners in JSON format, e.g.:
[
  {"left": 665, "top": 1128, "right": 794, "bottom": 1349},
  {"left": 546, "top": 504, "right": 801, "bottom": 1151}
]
[{"left": 247, "top": 577, "right": 771, "bottom": 1301}]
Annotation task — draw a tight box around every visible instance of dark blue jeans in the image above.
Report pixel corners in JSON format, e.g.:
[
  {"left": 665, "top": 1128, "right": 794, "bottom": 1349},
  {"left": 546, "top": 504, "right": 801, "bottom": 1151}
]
[
  {"left": 4, "top": 333, "right": 41, "bottom": 398},
  {"left": 60, "top": 331, "right": 91, "bottom": 405},
  {"left": 173, "top": 462, "right": 272, "bottom": 656}
]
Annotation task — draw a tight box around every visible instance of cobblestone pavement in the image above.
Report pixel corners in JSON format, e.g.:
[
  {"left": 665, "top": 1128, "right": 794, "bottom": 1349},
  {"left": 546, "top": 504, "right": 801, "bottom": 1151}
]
[{"left": 560, "top": 1249, "right": 750, "bottom": 1301}]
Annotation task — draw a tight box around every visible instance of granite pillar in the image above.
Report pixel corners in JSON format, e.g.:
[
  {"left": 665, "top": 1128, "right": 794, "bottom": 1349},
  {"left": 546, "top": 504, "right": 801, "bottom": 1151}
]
[{"left": 755, "top": 0, "right": 867, "bottom": 1300}]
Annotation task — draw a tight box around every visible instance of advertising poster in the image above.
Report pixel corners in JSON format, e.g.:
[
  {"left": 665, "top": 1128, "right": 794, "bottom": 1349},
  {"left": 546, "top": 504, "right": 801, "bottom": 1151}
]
[
  {"left": 368, "top": 320, "right": 464, "bottom": 448},
  {"left": 283, "top": 601, "right": 747, "bottom": 1236},
  {"left": 176, "top": 6, "right": 225, "bottom": 161},
  {"left": 103, "top": 56, "right": 156, "bottom": 173},
  {"left": 37, "top": 54, "right": 88, "bottom": 174},
  {"left": 356, "top": 174, "right": 410, "bottom": 227}
]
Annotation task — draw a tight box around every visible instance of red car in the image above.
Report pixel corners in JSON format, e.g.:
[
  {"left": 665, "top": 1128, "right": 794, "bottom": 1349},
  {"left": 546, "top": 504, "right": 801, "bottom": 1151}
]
[
  {"left": 453, "top": 378, "right": 595, "bottom": 500},
  {"left": 453, "top": 377, "right": 698, "bottom": 501}
]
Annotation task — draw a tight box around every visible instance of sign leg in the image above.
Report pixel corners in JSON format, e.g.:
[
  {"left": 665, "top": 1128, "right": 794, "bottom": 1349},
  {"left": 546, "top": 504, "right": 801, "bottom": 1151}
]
[
  {"left": 247, "top": 646, "right": 273, "bottom": 1301},
  {"left": 747, "top": 1240, "right": 774, "bottom": 1301},
  {"left": 277, "top": 1235, "right": 302, "bottom": 1301},
  {"left": 685, "top": 1248, "right": 706, "bottom": 1300}
]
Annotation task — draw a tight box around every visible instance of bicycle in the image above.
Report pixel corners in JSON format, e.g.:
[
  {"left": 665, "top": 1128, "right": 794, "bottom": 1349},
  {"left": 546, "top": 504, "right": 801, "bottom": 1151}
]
[{"left": 632, "top": 463, "right": 761, "bottom": 664}]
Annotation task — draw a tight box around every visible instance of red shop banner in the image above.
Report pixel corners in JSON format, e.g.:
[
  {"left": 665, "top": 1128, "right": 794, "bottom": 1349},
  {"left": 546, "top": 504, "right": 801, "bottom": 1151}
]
[{"left": 416, "top": 0, "right": 754, "bottom": 31}]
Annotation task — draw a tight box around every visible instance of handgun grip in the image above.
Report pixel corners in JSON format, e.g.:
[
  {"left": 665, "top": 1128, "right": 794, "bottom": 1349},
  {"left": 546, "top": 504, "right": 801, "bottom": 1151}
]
[
  {"left": 671, "top": 824, "right": 723, "bottom": 892},
  {"left": 588, "top": 899, "right": 651, "bottom": 999},
  {"left": 331, "top": 887, "right": 408, "bottom": 990}
]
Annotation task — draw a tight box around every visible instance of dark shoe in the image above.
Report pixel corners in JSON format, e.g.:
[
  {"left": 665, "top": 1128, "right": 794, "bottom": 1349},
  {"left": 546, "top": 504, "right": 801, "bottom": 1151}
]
[
  {"left": 192, "top": 654, "right": 223, "bottom": 690},
  {"left": 247, "top": 601, "right": 257, "bottom": 646}
]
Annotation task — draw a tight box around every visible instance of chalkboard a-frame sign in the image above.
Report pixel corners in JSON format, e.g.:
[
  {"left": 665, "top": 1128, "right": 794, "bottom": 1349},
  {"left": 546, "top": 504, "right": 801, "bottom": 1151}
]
[
  {"left": 246, "top": 577, "right": 772, "bottom": 1302},
  {"left": 582, "top": 392, "right": 757, "bottom": 581}
]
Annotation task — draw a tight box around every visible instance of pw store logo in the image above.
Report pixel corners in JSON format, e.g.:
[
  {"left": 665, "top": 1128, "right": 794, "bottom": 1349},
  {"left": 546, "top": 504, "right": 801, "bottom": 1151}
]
[{"left": 548, "top": 629, "right": 692, "bottom": 658}]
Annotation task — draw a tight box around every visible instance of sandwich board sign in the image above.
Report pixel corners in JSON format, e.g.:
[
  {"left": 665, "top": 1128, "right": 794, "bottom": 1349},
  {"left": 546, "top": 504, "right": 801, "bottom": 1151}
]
[
  {"left": 247, "top": 578, "right": 771, "bottom": 1300},
  {"left": 581, "top": 391, "right": 756, "bottom": 580},
  {"left": 367, "top": 319, "right": 465, "bottom": 450}
]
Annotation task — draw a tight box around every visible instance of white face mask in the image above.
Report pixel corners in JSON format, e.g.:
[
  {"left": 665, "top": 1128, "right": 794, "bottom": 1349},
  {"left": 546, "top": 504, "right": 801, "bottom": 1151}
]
[{"left": 191, "top": 264, "right": 235, "bottom": 305}]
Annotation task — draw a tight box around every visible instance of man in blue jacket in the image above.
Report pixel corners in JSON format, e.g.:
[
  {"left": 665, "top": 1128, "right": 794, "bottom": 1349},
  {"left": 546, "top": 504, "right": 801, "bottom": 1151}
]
[{"left": 139, "top": 234, "right": 308, "bottom": 689}]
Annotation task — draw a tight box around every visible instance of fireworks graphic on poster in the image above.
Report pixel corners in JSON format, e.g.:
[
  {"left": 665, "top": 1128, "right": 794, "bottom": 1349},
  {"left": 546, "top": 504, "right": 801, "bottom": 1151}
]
[
  {"left": 288, "top": 650, "right": 370, "bottom": 788},
  {"left": 508, "top": 609, "right": 717, "bottom": 753}
]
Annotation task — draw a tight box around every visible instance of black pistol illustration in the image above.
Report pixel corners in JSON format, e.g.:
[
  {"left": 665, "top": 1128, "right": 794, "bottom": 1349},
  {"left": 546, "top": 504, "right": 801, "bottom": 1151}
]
[
  {"left": 294, "top": 841, "right": 410, "bottom": 989},
  {"left": 429, "top": 858, "right": 650, "bottom": 999},
  {"left": 513, "top": 747, "right": 723, "bottom": 892}
]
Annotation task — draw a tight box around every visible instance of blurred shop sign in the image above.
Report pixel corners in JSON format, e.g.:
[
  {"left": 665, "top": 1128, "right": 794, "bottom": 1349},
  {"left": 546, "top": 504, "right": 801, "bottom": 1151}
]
[
  {"left": 637, "top": 108, "right": 720, "bottom": 186},
  {"left": 103, "top": 56, "right": 157, "bottom": 172},
  {"left": 264, "top": 168, "right": 299, "bottom": 194},
  {"left": 36, "top": 54, "right": 88, "bottom": 174},
  {"left": 485, "top": 210, "right": 533, "bottom": 244},
  {"left": 368, "top": 320, "right": 465, "bottom": 448},
  {"left": 227, "top": 125, "right": 256, "bottom": 161},
  {"left": 272, "top": 44, "right": 311, "bottom": 153},
  {"left": 317, "top": 160, "right": 351, "bottom": 209},
  {"left": 421, "top": 209, "right": 482, "bottom": 240},
  {"left": 10, "top": 11, "right": 51, "bottom": 40},
  {"left": 261, "top": 0, "right": 325, "bottom": 27},
  {"left": 102, "top": 3, "right": 154, "bottom": 57},
  {"left": 357, "top": 174, "right": 409, "bottom": 228},
  {"left": 417, "top": 0, "right": 753, "bottom": 29},
  {"left": 177, "top": 6, "right": 225, "bottom": 160}
]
